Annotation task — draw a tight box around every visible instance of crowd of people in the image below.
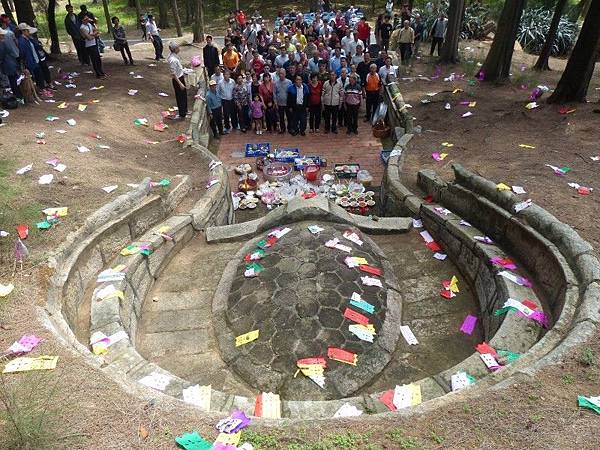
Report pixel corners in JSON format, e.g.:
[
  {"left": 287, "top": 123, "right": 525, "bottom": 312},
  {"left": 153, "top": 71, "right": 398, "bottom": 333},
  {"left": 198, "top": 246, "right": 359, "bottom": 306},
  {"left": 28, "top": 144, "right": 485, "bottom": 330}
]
[
  {"left": 203, "top": 8, "right": 380, "bottom": 138},
  {"left": 0, "top": 4, "right": 171, "bottom": 105},
  {"left": 201, "top": 5, "right": 448, "bottom": 139}
]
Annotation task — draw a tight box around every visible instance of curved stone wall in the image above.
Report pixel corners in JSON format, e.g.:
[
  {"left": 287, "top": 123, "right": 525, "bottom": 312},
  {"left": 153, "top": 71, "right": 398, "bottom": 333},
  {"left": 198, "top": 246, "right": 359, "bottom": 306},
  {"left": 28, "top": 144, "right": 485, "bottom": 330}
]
[
  {"left": 376, "top": 79, "right": 599, "bottom": 418},
  {"left": 40, "top": 81, "right": 600, "bottom": 423},
  {"left": 43, "top": 119, "right": 233, "bottom": 365}
]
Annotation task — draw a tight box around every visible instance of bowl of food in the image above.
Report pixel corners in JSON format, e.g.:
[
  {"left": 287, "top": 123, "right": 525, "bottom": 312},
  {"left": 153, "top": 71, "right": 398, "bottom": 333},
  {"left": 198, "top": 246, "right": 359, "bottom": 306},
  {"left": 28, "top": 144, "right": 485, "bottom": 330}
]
[{"left": 263, "top": 162, "right": 292, "bottom": 183}]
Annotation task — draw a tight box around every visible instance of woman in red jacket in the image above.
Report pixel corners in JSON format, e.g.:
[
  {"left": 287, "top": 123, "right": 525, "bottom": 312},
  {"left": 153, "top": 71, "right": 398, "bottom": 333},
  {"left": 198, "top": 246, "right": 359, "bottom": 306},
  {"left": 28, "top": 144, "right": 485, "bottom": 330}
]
[
  {"left": 308, "top": 73, "right": 323, "bottom": 133},
  {"left": 357, "top": 17, "right": 371, "bottom": 47}
]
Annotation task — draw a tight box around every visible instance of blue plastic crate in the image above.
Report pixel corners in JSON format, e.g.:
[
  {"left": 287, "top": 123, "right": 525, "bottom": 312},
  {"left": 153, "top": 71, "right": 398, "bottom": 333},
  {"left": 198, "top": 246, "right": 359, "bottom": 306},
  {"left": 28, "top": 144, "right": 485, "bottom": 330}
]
[
  {"left": 274, "top": 148, "right": 300, "bottom": 163},
  {"left": 245, "top": 143, "right": 271, "bottom": 157},
  {"left": 294, "top": 156, "right": 322, "bottom": 171}
]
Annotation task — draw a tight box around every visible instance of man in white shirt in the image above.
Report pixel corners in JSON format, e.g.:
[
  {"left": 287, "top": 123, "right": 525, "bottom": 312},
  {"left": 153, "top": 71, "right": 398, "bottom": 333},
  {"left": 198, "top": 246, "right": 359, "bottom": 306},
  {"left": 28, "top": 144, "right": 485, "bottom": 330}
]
[
  {"left": 351, "top": 44, "right": 365, "bottom": 66},
  {"left": 145, "top": 14, "right": 163, "bottom": 60},
  {"left": 217, "top": 70, "right": 237, "bottom": 131},
  {"left": 79, "top": 16, "right": 105, "bottom": 78},
  {"left": 341, "top": 30, "right": 363, "bottom": 58},
  {"left": 378, "top": 56, "right": 396, "bottom": 81},
  {"left": 167, "top": 41, "right": 187, "bottom": 119},
  {"left": 341, "top": 29, "right": 353, "bottom": 57},
  {"left": 210, "top": 65, "right": 224, "bottom": 85}
]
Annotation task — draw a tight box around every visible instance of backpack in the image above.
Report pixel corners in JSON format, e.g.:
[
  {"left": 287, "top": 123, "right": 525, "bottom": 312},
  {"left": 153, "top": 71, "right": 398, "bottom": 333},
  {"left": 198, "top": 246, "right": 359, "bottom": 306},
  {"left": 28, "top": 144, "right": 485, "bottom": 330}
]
[{"left": 1, "top": 95, "right": 18, "bottom": 110}]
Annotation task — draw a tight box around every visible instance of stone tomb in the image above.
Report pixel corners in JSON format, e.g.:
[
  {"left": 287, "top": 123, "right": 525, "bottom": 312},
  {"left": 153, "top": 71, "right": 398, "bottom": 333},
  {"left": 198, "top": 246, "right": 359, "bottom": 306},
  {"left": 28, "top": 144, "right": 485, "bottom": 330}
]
[{"left": 216, "top": 223, "right": 401, "bottom": 400}]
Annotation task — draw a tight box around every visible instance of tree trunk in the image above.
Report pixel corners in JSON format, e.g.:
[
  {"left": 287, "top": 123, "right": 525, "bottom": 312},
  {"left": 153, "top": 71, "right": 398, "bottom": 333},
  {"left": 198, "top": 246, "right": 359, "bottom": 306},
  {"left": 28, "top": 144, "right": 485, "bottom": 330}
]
[
  {"left": 133, "top": 0, "right": 142, "bottom": 28},
  {"left": 1, "top": 0, "right": 15, "bottom": 23},
  {"left": 184, "top": 0, "right": 191, "bottom": 25},
  {"left": 533, "top": 0, "right": 568, "bottom": 70},
  {"left": 46, "top": 0, "right": 61, "bottom": 54},
  {"left": 14, "top": 0, "right": 35, "bottom": 25},
  {"left": 439, "top": 0, "right": 465, "bottom": 64},
  {"left": 477, "top": 0, "right": 527, "bottom": 82},
  {"left": 158, "top": 0, "right": 170, "bottom": 29},
  {"left": 101, "top": 0, "right": 111, "bottom": 33},
  {"left": 548, "top": 0, "right": 600, "bottom": 103},
  {"left": 235, "top": 0, "right": 239, "bottom": 10},
  {"left": 193, "top": 0, "right": 204, "bottom": 43},
  {"left": 171, "top": 0, "right": 183, "bottom": 36}
]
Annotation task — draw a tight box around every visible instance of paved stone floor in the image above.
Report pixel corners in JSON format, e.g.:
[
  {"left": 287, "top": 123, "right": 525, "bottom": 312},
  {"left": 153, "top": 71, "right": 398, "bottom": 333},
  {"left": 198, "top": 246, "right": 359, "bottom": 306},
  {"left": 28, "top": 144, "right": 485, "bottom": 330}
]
[
  {"left": 222, "top": 223, "right": 395, "bottom": 400},
  {"left": 136, "top": 223, "right": 482, "bottom": 400},
  {"left": 216, "top": 108, "right": 386, "bottom": 194}
]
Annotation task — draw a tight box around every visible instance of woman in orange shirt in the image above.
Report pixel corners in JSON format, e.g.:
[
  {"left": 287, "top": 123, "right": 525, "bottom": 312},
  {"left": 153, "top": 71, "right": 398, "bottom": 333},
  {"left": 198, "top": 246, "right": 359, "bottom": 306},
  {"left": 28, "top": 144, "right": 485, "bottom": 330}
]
[{"left": 223, "top": 43, "right": 240, "bottom": 72}]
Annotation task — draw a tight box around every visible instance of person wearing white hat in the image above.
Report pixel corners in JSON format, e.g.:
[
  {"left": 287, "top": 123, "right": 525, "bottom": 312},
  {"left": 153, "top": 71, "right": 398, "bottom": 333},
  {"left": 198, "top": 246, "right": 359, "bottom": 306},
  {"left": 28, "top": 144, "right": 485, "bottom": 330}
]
[
  {"left": 167, "top": 41, "right": 187, "bottom": 119},
  {"left": 16, "top": 23, "right": 47, "bottom": 91},
  {"left": 206, "top": 79, "right": 224, "bottom": 138}
]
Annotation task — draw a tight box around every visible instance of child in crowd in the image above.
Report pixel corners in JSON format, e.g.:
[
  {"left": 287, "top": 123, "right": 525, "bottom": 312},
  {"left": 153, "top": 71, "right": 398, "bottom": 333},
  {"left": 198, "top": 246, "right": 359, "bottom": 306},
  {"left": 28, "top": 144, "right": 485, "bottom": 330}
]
[
  {"left": 265, "top": 100, "right": 278, "bottom": 133},
  {"left": 251, "top": 94, "right": 265, "bottom": 134}
]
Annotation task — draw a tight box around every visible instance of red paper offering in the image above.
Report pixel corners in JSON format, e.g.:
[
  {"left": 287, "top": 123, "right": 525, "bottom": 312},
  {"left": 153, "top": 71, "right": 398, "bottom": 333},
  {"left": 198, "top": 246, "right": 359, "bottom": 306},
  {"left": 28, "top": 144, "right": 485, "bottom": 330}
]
[
  {"left": 359, "top": 265, "right": 382, "bottom": 276},
  {"left": 343, "top": 307, "right": 370, "bottom": 325},
  {"left": 327, "top": 347, "right": 357, "bottom": 365}
]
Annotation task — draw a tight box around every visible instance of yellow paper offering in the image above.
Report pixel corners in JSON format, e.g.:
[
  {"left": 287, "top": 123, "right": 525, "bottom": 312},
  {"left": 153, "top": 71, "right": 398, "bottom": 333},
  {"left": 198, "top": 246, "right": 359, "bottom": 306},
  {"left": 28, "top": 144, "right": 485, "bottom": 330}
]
[
  {"left": 410, "top": 383, "right": 422, "bottom": 406},
  {"left": 43, "top": 207, "right": 68, "bottom": 217},
  {"left": 496, "top": 183, "right": 511, "bottom": 192},
  {"left": 449, "top": 275, "right": 459, "bottom": 293},
  {"left": 441, "top": 142, "right": 454, "bottom": 147},
  {"left": 519, "top": 144, "right": 536, "bottom": 149},
  {"left": 468, "top": 101, "right": 477, "bottom": 107},
  {"left": 235, "top": 329, "right": 259, "bottom": 347},
  {"left": 452, "top": 89, "right": 463, "bottom": 94},
  {"left": 3, "top": 356, "right": 59, "bottom": 373},
  {"left": 214, "top": 431, "right": 241, "bottom": 446},
  {"left": 78, "top": 104, "right": 87, "bottom": 112},
  {"left": 57, "top": 102, "right": 67, "bottom": 109},
  {"left": 352, "top": 323, "right": 376, "bottom": 335}
]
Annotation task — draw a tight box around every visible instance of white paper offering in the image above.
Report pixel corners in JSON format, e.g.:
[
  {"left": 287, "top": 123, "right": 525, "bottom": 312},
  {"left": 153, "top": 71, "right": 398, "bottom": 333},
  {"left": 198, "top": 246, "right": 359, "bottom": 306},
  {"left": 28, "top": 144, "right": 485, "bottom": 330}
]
[
  {"left": 400, "top": 325, "right": 419, "bottom": 345},
  {"left": 138, "top": 372, "right": 171, "bottom": 391}
]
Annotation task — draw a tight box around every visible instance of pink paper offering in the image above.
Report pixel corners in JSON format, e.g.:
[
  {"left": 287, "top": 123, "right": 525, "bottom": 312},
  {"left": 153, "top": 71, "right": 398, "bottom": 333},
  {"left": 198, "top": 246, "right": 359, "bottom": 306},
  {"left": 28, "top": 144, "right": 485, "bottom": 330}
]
[
  {"left": 8, "top": 335, "right": 42, "bottom": 354},
  {"left": 490, "top": 256, "right": 517, "bottom": 270},
  {"left": 460, "top": 315, "right": 478, "bottom": 335},
  {"left": 529, "top": 310, "right": 550, "bottom": 328}
]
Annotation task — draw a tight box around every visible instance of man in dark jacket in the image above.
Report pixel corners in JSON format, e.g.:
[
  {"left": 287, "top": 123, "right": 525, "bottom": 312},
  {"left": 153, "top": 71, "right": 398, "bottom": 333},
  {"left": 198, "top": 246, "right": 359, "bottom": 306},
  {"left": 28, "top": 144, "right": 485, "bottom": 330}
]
[
  {"left": 0, "top": 27, "right": 22, "bottom": 99},
  {"left": 78, "top": 5, "right": 96, "bottom": 23},
  {"left": 286, "top": 75, "right": 309, "bottom": 136},
  {"left": 17, "top": 23, "right": 45, "bottom": 90},
  {"left": 64, "top": 5, "right": 88, "bottom": 65},
  {"left": 202, "top": 35, "right": 220, "bottom": 77}
]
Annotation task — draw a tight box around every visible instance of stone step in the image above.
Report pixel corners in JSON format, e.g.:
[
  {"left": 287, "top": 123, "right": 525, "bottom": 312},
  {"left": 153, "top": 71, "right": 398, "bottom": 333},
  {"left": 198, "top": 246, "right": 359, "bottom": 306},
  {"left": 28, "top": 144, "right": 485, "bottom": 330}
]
[{"left": 137, "top": 328, "right": 214, "bottom": 359}]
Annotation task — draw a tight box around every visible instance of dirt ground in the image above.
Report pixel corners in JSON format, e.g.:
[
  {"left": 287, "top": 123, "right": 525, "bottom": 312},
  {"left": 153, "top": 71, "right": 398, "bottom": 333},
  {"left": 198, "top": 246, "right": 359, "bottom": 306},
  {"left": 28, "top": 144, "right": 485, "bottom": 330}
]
[
  {"left": 0, "top": 41, "right": 210, "bottom": 268},
  {"left": 0, "top": 41, "right": 599, "bottom": 449},
  {"left": 400, "top": 43, "right": 600, "bottom": 251}
]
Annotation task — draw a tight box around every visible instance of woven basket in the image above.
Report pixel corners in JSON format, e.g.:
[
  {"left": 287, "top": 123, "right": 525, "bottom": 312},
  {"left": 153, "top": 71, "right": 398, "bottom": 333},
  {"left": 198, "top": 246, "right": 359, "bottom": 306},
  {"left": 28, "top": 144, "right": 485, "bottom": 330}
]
[{"left": 372, "top": 124, "right": 391, "bottom": 139}]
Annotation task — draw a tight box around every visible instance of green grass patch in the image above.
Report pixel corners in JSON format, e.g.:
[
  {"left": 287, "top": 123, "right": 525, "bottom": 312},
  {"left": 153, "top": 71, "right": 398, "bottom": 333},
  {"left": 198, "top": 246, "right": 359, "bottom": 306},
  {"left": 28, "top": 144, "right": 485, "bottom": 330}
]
[
  {"left": 578, "top": 347, "right": 595, "bottom": 367},
  {"left": 0, "top": 159, "right": 42, "bottom": 236},
  {"left": 241, "top": 430, "right": 281, "bottom": 450},
  {"left": 387, "top": 428, "right": 424, "bottom": 450}
]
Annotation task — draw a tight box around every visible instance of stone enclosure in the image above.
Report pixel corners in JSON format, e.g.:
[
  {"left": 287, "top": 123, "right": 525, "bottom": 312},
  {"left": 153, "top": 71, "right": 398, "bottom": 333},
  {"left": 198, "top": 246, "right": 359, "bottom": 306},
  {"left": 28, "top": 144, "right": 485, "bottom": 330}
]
[{"left": 39, "top": 78, "right": 600, "bottom": 422}]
